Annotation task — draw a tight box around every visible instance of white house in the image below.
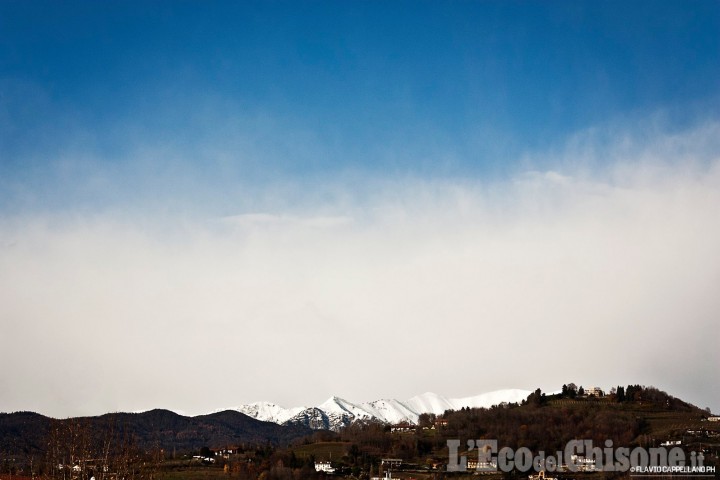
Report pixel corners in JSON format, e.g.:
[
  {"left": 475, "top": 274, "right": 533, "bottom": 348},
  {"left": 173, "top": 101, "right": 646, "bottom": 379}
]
[
  {"left": 315, "top": 461, "right": 335, "bottom": 473},
  {"left": 570, "top": 455, "right": 596, "bottom": 472},
  {"left": 585, "top": 386, "right": 603, "bottom": 397}
]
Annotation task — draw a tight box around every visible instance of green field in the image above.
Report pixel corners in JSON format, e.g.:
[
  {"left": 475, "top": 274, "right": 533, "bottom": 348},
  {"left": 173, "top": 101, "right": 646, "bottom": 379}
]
[
  {"left": 290, "top": 441, "right": 352, "bottom": 461},
  {"left": 156, "top": 466, "right": 229, "bottom": 480}
]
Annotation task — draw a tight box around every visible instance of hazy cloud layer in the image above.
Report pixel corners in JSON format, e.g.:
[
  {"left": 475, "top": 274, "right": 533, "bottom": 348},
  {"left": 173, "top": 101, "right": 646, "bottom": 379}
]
[{"left": 1, "top": 123, "right": 719, "bottom": 418}]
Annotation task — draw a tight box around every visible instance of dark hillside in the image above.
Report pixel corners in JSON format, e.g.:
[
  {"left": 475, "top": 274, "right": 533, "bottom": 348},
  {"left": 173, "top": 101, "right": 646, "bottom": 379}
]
[{"left": 0, "top": 408, "right": 313, "bottom": 471}]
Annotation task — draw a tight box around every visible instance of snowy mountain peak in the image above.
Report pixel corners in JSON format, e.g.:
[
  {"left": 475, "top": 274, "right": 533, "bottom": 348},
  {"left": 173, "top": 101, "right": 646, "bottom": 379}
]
[
  {"left": 230, "top": 401, "right": 303, "bottom": 424},
  {"left": 319, "top": 395, "right": 346, "bottom": 407},
  {"left": 319, "top": 396, "right": 375, "bottom": 421},
  {"left": 225, "top": 389, "right": 531, "bottom": 432},
  {"left": 405, "top": 392, "right": 454, "bottom": 415}
]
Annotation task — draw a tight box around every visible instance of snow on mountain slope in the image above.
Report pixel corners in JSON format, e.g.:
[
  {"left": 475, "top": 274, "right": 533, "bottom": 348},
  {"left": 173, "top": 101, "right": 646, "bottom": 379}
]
[
  {"left": 319, "top": 396, "right": 424, "bottom": 425},
  {"left": 406, "top": 389, "right": 533, "bottom": 414},
  {"left": 225, "top": 389, "right": 532, "bottom": 431},
  {"left": 319, "top": 396, "right": 375, "bottom": 420},
  {"left": 451, "top": 389, "right": 531, "bottom": 410},
  {"left": 283, "top": 407, "right": 331, "bottom": 430},
  {"left": 231, "top": 401, "right": 302, "bottom": 424},
  {"left": 315, "top": 396, "right": 374, "bottom": 430},
  {"left": 406, "top": 392, "right": 456, "bottom": 415},
  {"left": 365, "top": 398, "right": 419, "bottom": 424}
]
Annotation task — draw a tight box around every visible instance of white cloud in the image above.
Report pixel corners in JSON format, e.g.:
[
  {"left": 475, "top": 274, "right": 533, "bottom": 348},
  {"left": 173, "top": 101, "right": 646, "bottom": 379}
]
[
  {"left": 1, "top": 122, "right": 719, "bottom": 417},
  {"left": 217, "top": 213, "right": 354, "bottom": 230}
]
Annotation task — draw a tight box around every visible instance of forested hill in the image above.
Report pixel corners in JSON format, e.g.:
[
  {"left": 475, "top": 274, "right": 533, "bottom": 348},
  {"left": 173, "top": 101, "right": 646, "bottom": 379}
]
[
  {"left": 1, "top": 384, "right": 716, "bottom": 478},
  {"left": 0, "top": 408, "right": 313, "bottom": 456}
]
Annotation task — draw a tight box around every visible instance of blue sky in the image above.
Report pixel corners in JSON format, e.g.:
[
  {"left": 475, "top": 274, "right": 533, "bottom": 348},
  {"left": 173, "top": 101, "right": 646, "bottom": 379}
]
[
  {"left": 2, "top": 1, "right": 718, "bottom": 213},
  {"left": 1, "top": 2, "right": 719, "bottom": 417}
]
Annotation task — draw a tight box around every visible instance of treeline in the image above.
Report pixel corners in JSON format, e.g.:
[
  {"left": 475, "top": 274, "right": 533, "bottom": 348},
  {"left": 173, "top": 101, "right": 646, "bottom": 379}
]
[
  {"left": 1, "top": 384, "right": 708, "bottom": 480},
  {"left": 188, "top": 445, "right": 325, "bottom": 480},
  {"left": 0, "top": 409, "right": 312, "bottom": 479},
  {"left": 442, "top": 401, "right": 643, "bottom": 452},
  {"left": 550, "top": 383, "right": 699, "bottom": 410},
  {"left": 257, "top": 383, "right": 706, "bottom": 476},
  {"left": 332, "top": 400, "right": 644, "bottom": 464},
  {"left": 611, "top": 385, "right": 697, "bottom": 410},
  {"left": 44, "top": 417, "right": 160, "bottom": 480},
  {"left": 0, "top": 416, "right": 159, "bottom": 480}
]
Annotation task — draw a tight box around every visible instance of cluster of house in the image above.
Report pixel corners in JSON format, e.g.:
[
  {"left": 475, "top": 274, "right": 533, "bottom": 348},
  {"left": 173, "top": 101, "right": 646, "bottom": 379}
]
[
  {"left": 315, "top": 458, "right": 405, "bottom": 474},
  {"left": 390, "top": 417, "right": 448, "bottom": 433},
  {"left": 191, "top": 455, "right": 216, "bottom": 463},
  {"left": 466, "top": 459, "right": 496, "bottom": 470},
  {"left": 207, "top": 446, "right": 334, "bottom": 473},
  {"left": 210, "top": 446, "right": 241, "bottom": 459},
  {"left": 389, "top": 423, "right": 414, "bottom": 433},
  {"left": 465, "top": 455, "right": 596, "bottom": 475},
  {"left": 56, "top": 461, "right": 112, "bottom": 475},
  {"left": 570, "top": 454, "right": 597, "bottom": 472},
  {"left": 470, "top": 451, "right": 609, "bottom": 480}
]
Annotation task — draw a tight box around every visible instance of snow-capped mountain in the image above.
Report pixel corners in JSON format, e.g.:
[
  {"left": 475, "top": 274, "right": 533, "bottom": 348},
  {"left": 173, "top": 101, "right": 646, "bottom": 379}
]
[
  {"left": 222, "top": 389, "right": 531, "bottom": 431},
  {"left": 404, "top": 392, "right": 456, "bottom": 415},
  {"left": 231, "top": 401, "right": 303, "bottom": 424},
  {"left": 364, "top": 398, "right": 421, "bottom": 425}
]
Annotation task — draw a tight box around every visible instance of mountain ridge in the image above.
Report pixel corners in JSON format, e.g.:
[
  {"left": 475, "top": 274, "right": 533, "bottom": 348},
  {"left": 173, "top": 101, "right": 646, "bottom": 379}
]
[
  {"left": 0, "top": 408, "right": 314, "bottom": 458},
  {"left": 222, "top": 389, "right": 531, "bottom": 431}
]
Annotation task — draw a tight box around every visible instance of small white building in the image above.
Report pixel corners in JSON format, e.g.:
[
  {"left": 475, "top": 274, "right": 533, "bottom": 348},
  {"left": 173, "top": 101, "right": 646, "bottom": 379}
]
[
  {"left": 371, "top": 472, "right": 393, "bottom": 480},
  {"left": 585, "top": 386, "right": 603, "bottom": 397},
  {"left": 315, "top": 461, "right": 335, "bottom": 473},
  {"left": 570, "top": 455, "right": 596, "bottom": 472},
  {"left": 467, "top": 458, "right": 497, "bottom": 470},
  {"left": 390, "top": 423, "right": 414, "bottom": 433}
]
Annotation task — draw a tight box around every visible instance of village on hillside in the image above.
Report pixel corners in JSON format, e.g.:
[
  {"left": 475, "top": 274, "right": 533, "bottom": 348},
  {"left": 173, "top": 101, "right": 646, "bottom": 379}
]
[{"left": 3, "top": 384, "right": 717, "bottom": 480}]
